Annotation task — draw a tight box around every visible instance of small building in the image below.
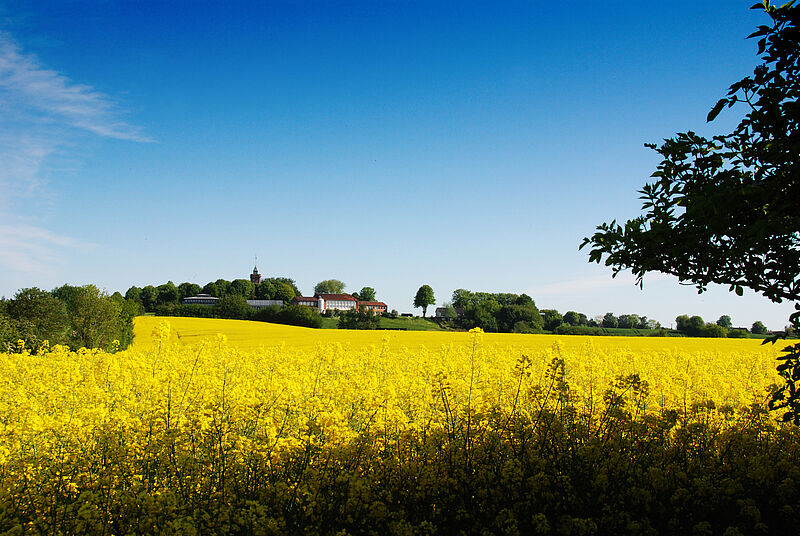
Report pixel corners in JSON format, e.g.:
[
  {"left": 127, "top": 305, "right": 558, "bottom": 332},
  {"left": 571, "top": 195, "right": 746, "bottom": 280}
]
[
  {"left": 182, "top": 294, "right": 219, "bottom": 306},
  {"left": 435, "top": 306, "right": 464, "bottom": 319},
  {"left": 316, "top": 293, "right": 358, "bottom": 312},
  {"left": 292, "top": 296, "right": 325, "bottom": 314},
  {"left": 246, "top": 299, "right": 283, "bottom": 310},
  {"left": 358, "top": 301, "right": 388, "bottom": 315},
  {"left": 292, "top": 294, "right": 360, "bottom": 313}
]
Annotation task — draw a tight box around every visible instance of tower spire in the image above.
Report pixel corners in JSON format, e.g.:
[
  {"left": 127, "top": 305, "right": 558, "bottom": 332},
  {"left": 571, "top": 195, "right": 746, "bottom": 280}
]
[{"left": 250, "top": 256, "right": 261, "bottom": 285}]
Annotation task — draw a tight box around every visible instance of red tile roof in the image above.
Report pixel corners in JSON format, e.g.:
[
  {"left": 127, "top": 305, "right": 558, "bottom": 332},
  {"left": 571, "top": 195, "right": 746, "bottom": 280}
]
[{"left": 358, "top": 301, "right": 387, "bottom": 307}]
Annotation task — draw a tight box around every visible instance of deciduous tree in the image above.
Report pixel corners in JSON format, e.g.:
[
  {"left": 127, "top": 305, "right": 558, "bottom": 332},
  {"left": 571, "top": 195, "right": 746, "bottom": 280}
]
[
  {"left": 359, "top": 287, "right": 376, "bottom": 302},
  {"left": 413, "top": 285, "right": 435, "bottom": 318},
  {"left": 315, "top": 279, "right": 346, "bottom": 294},
  {"left": 580, "top": 2, "right": 800, "bottom": 421}
]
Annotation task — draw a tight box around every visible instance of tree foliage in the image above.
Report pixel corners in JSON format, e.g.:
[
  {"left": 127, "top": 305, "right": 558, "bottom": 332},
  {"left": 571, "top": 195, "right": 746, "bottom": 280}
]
[
  {"left": 413, "top": 285, "right": 436, "bottom": 318},
  {"left": 338, "top": 308, "right": 380, "bottom": 330},
  {"left": 358, "top": 287, "right": 376, "bottom": 302},
  {"left": 315, "top": 279, "right": 346, "bottom": 295},
  {"left": 2, "top": 285, "right": 136, "bottom": 351},
  {"left": 541, "top": 309, "right": 563, "bottom": 332},
  {"left": 454, "top": 290, "right": 542, "bottom": 333},
  {"left": 582, "top": 2, "right": 800, "bottom": 422}
]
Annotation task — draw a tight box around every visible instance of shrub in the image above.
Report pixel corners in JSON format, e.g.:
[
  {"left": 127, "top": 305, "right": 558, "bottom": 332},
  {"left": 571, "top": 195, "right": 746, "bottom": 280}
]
[
  {"left": 338, "top": 309, "right": 380, "bottom": 330},
  {"left": 274, "top": 305, "right": 323, "bottom": 328}
]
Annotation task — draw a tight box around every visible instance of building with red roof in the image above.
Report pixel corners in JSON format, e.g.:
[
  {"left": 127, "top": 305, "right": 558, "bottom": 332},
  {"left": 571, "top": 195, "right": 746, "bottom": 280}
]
[{"left": 357, "top": 301, "right": 388, "bottom": 315}]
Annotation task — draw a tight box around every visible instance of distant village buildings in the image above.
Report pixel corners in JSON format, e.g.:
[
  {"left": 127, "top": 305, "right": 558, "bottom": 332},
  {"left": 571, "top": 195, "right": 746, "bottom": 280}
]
[
  {"left": 182, "top": 265, "right": 388, "bottom": 314},
  {"left": 291, "top": 293, "right": 388, "bottom": 315}
]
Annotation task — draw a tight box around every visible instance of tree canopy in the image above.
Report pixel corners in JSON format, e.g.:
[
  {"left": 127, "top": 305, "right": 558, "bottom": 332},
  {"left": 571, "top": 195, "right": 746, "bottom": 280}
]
[
  {"left": 358, "top": 287, "right": 376, "bottom": 302},
  {"left": 314, "top": 279, "right": 346, "bottom": 295},
  {"left": 413, "top": 285, "right": 435, "bottom": 318},
  {"left": 581, "top": 1, "right": 800, "bottom": 422}
]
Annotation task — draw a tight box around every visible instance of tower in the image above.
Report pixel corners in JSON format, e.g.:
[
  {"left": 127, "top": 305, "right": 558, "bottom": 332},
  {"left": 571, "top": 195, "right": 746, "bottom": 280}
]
[{"left": 250, "top": 257, "right": 261, "bottom": 285}]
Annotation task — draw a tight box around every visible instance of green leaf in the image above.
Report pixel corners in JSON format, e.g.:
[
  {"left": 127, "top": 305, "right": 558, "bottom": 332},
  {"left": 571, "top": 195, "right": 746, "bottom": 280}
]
[{"left": 707, "top": 99, "right": 728, "bottom": 122}]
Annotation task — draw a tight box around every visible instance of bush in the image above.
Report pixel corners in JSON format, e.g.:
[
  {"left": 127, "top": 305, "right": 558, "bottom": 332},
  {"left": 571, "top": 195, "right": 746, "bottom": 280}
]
[
  {"left": 338, "top": 309, "right": 380, "bottom": 330},
  {"left": 728, "top": 328, "right": 750, "bottom": 339},
  {"left": 647, "top": 328, "right": 670, "bottom": 337},
  {"left": 252, "top": 305, "right": 282, "bottom": 323},
  {"left": 274, "top": 305, "right": 323, "bottom": 329},
  {"left": 554, "top": 324, "right": 602, "bottom": 336},
  {"left": 215, "top": 294, "right": 252, "bottom": 320},
  {"left": 511, "top": 321, "right": 539, "bottom": 334},
  {"left": 700, "top": 323, "right": 728, "bottom": 338}
]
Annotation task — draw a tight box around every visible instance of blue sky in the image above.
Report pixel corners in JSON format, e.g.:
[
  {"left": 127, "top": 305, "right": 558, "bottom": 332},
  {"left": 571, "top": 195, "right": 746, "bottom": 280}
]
[{"left": 0, "top": 1, "right": 795, "bottom": 330}]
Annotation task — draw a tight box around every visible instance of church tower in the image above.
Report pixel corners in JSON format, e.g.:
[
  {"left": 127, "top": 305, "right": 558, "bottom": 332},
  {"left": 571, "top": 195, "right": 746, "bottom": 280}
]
[{"left": 250, "top": 257, "right": 261, "bottom": 285}]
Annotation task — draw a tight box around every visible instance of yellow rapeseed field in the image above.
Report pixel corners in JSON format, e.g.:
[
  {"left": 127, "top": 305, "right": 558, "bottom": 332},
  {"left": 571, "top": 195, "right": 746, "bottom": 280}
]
[
  {"left": 133, "top": 314, "right": 773, "bottom": 355},
  {"left": 1, "top": 316, "right": 794, "bottom": 533}
]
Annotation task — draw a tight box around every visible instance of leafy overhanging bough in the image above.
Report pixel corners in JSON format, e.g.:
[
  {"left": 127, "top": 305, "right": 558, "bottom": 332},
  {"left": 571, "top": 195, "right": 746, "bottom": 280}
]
[{"left": 581, "top": 1, "right": 800, "bottom": 423}]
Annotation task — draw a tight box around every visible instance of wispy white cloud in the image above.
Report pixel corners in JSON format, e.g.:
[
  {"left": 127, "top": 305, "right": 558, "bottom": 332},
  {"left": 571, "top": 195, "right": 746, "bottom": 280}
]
[
  {"left": 0, "top": 32, "right": 151, "bottom": 142},
  {"left": 0, "top": 31, "right": 148, "bottom": 276},
  {"left": 0, "top": 224, "right": 95, "bottom": 274}
]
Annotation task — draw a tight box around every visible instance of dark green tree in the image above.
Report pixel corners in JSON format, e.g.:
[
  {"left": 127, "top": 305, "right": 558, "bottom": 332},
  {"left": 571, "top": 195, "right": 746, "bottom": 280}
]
[
  {"left": 64, "top": 285, "right": 125, "bottom": 349},
  {"left": 515, "top": 294, "right": 535, "bottom": 308},
  {"left": 275, "top": 305, "right": 323, "bottom": 328},
  {"left": 178, "top": 282, "right": 201, "bottom": 300},
  {"left": 230, "top": 279, "right": 255, "bottom": 299},
  {"left": 271, "top": 277, "right": 300, "bottom": 296},
  {"left": 686, "top": 316, "right": 706, "bottom": 337},
  {"left": 125, "top": 286, "right": 142, "bottom": 304},
  {"left": 6, "top": 288, "right": 70, "bottom": 347},
  {"left": 314, "top": 279, "right": 346, "bottom": 294},
  {"left": 142, "top": 285, "right": 159, "bottom": 311},
  {"left": 464, "top": 299, "right": 500, "bottom": 332},
  {"left": 498, "top": 304, "right": 542, "bottom": 333},
  {"left": 274, "top": 282, "right": 296, "bottom": 303},
  {"left": 717, "top": 315, "right": 733, "bottom": 329},
  {"left": 602, "top": 313, "right": 619, "bottom": 329},
  {"left": 441, "top": 303, "right": 458, "bottom": 320},
  {"left": 338, "top": 308, "right": 380, "bottom": 330},
  {"left": 702, "top": 323, "right": 728, "bottom": 338},
  {"left": 215, "top": 294, "right": 251, "bottom": 319},
  {"left": 156, "top": 282, "right": 179, "bottom": 307},
  {"left": 256, "top": 280, "right": 277, "bottom": 300},
  {"left": 215, "top": 279, "right": 232, "bottom": 296},
  {"left": 618, "top": 314, "right": 641, "bottom": 330},
  {"left": 452, "top": 289, "right": 472, "bottom": 309},
  {"left": 563, "top": 311, "right": 581, "bottom": 326},
  {"left": 413, "top": 285, "right": 436, "bottom": 318},
  {"left": 202, "top": 282, "right": 219, "bottom": 296},
  {"left": 541, "top": 309, "right": 563, "bottom": 331},
  {"left": 752, "top": 320, "right": 768, "bottom": 334},
  {"left": 580, "top": 2, "right": 800, "bottom": 421},
  {"left": 359, "top": 287, "right": 376, "bottom": 302}
]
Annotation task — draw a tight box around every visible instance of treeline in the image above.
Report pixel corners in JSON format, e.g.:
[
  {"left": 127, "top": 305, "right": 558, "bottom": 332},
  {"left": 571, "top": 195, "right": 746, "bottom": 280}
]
[
  {"left": 449, "top": 289, "right": 544, "bottom": 333},
  {"left": 156, "top": 298, "right": 323, "bottom": 329},
  {"left": 446, "top": 289, "right": 662, "bottom": 335},
  {"left": 673, "top": 314, "right": 765, "bottom": 338},
  {"left": 0, "top": 285, "right": 139, "bottom": 352},
  {"left": 124, "top": 277, "right": 300, "bottom": 312}
]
